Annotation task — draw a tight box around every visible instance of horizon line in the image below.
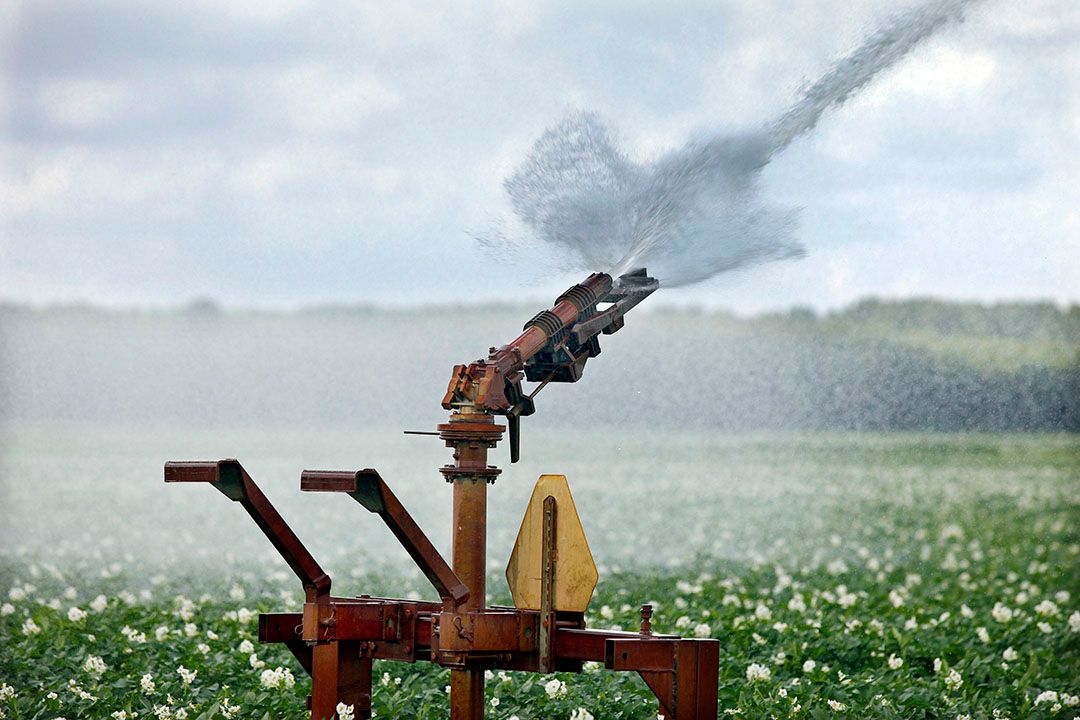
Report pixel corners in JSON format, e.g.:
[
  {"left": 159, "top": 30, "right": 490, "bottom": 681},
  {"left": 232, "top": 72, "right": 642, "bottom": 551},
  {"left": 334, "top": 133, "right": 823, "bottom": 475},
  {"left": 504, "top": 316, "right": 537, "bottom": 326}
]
[{"left": 1, "top": 293, "right": 1076, "bottom": 320}]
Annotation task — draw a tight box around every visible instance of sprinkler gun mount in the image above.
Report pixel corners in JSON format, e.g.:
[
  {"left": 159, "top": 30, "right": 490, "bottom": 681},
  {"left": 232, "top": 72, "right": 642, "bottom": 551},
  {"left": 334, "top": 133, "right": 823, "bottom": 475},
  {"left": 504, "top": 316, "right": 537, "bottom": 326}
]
[
  {"left": 166, "top": 267, "right": 720, "bottom": 720},
  {"left": 442, "top": 268, "right": 658, "bottom": 462}
]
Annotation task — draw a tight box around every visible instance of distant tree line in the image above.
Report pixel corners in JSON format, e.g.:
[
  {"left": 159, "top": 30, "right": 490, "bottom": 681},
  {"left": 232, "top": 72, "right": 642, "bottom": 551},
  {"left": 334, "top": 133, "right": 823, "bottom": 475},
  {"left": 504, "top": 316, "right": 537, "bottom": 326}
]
[{"left": 1, "top": 298, "right": 1076, "bottom": 431}]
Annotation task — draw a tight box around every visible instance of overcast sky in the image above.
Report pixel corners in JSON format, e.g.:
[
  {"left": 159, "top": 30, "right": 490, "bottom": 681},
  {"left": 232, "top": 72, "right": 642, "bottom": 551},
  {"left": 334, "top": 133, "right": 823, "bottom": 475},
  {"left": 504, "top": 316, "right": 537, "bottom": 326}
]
[{"left": 2, "top": 0, "right": 1078, "bottom": 311}]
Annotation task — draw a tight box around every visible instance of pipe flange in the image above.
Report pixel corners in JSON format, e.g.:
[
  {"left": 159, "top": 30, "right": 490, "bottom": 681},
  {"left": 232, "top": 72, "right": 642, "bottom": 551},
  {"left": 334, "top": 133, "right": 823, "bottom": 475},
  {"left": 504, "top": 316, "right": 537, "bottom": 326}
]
[
  {"left": 437, "top": 422, "right": 505, "bottom": 444},
  {"left": 439, "top": 465, "right": 502, "bottom": 484}
]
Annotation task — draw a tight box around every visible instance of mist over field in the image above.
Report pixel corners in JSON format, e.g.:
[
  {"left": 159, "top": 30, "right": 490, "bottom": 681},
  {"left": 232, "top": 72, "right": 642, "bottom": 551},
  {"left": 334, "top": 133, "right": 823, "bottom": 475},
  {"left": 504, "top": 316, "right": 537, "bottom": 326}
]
[
  {"left": 2, "top": 299, "right": 1076, "bottom": 432},
  {"left": 2, "top": 301, "right": 1078, "bottom": 720},
  {"left": 1, "top": 296, "right": 1076, "bottom": 571}
]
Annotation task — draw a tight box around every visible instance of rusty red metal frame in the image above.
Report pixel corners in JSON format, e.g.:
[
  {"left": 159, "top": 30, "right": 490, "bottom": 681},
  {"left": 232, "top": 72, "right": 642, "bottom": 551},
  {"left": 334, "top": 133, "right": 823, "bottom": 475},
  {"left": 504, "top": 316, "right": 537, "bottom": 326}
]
[{"left": 165, "top": 270, "right": 718, "bottom": 720}]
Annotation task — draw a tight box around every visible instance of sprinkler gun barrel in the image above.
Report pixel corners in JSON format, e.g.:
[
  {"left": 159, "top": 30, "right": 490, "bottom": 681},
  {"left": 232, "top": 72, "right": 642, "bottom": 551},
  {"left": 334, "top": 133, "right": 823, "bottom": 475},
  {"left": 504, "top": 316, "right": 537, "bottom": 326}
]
[{"left": 442, "top": 268, "right": 658, "bottom": 461}]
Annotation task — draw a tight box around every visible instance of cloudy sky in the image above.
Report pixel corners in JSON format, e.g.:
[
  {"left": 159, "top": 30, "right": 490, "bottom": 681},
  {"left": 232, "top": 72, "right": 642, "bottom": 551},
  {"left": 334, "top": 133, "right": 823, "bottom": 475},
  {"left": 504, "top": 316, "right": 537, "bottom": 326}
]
[{"left": 2, "top": 0, "right": 1078, "bottom": 311}]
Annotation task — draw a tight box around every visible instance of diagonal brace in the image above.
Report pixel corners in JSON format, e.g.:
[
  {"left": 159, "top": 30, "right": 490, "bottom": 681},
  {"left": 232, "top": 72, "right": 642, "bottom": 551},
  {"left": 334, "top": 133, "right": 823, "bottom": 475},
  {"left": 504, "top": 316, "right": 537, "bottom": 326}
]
[
  {"left": 165, "top": 459, "right": 331, "bottom": 603},
  {"left": 300, "top": 469, "right": 468, "bottom": 607}
]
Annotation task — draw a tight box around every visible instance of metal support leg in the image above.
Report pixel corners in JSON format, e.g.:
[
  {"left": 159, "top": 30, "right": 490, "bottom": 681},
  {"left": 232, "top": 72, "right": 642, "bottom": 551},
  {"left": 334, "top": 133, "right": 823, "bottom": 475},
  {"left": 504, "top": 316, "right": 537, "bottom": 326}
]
[
  {"left": 440, "top": 413, "right": 501, "bottom": 720},
  {"left": 450, "top": 477, "right": 487, "bottom": 720},
  {"left": 311, "top": 641, "right": 370, "bottom": 720}
]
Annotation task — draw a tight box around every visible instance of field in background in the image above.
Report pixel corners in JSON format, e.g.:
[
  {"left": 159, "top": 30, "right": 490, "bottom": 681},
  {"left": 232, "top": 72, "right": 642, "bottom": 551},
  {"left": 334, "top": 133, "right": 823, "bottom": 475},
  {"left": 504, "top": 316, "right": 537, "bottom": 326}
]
[
  {"left": 2, "top": 428, "right": 1077, "bottom": 718},
  {"left": 1, "top": 299, "right": 1077, "bottom": 717},
  {"left": 2, "top": 299, "right": 1078, "bottom": 433}
]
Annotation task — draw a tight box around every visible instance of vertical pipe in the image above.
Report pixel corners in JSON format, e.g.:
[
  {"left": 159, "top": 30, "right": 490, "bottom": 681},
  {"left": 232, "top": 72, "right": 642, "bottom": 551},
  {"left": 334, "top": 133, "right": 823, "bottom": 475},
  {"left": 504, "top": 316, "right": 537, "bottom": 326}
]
[
  {"left": 310, "top": 643, "right": 340, "bottom": 720},
  {"left": 446, "top": 424, "right": 493, "bottom": 720},
  {"left": 310, "top": 642, "right": 371, "bottom": 720},
  {"left": 450, "top": 477, "right": 487, "bottom": 719}
]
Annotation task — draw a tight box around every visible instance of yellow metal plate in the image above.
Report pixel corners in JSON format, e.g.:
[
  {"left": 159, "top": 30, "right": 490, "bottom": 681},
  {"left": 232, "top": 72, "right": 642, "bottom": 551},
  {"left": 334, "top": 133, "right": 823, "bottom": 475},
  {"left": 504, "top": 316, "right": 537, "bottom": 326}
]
[{"left": 505, "top": 474, "right": 598, "bottom": 612}]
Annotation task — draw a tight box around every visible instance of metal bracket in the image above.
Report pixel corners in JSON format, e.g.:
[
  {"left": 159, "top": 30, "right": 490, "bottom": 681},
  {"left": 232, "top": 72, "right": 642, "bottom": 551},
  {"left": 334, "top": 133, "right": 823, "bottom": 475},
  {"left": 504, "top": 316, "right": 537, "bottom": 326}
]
[
  {"left": 300, "top": 469, "right": 469, "bottom": 607},
  {"left": 539, "top": 495, "right": 558, "bottom": 672},
  {"left": 164, "top": 460, "right": 331, "bottom": 603}
]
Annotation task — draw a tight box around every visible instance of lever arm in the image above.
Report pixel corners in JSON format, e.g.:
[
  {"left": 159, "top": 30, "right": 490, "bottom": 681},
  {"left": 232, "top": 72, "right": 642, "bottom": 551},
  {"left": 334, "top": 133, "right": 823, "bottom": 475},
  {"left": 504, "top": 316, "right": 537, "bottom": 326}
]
[
  {"left": 165, "top": 459, "right": 332, "bottom": 603},
  {"left": 301, "top": 469, "right": 469, "bottom": 607}
]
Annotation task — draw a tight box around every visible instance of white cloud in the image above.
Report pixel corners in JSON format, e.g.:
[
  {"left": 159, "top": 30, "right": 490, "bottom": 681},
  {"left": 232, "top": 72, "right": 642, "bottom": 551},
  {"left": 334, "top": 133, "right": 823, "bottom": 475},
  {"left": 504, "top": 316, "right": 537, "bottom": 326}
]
[
  {"left": 37, "top": 79, "right": 133, "bottom": 128},
  {"left": 889, "top": 48, "right": 997, "bottom": 98},
  {"left": 189, "top": 0, "right": 312, "bottom": 25},
  {"left": 2, "top": 0, "right": 1078, "bottom": 308},
  {"left": 266, "top": 63, "right": 400, "bottom": 134}
]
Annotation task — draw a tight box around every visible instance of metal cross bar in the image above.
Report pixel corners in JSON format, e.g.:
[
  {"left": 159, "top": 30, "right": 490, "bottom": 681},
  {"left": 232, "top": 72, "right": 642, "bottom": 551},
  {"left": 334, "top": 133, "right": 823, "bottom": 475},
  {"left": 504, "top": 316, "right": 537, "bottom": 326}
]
[
  {"left": 165, "top": 269, "right": 721, "bottom": 719},
  {"left": 164, "top": 460, "right": 331, "bottom": 603},
  {"left": 300, "top": 469, "right": 469, "bottom": 607}
]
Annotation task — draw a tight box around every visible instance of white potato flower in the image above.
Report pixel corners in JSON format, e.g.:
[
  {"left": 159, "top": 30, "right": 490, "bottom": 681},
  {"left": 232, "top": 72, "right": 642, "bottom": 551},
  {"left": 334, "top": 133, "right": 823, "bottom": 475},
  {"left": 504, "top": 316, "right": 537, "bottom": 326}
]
[
  {"left": 991, "top": 603, "right": 1013, "bottom": 623},
  {"left": 1033, "top": 691, "right": 1058, "bottom": 706},
  {"left": 67, "top": 607, "right": 87, "bottom": 622},
  {"left": 176, "top": 666, "right": 196, "bottom": 686},
  {"left": 220, "top": 698, "right": 241, "bottom": 719},
  {"left": 121, "top": 626, "right": 147, "bottom": 644},
  {"left": 82, "top": 655, "right": 107, "bottom": 677},
  {"left": 745, "top": 663, "right": 771, "bottom": 682},
  {"left": 544, "top": 678, "right": 567, "bottom": 698},
  {"left": 259, "top": 667, "right": 295, "bottom": 689},
  {"left": 1034, "top": 600, "right": 1059, "bottom": 617},
  {"left": 887, "top": 654, "right": 903, "bottom": 669}
]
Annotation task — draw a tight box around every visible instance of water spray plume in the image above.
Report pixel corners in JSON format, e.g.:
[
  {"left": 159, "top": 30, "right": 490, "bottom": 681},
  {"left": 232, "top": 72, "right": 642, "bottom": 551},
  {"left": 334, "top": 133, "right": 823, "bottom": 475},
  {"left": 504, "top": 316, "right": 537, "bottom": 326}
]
[{"left": 502, "top": 0, "right": 980, "bottom": 290}]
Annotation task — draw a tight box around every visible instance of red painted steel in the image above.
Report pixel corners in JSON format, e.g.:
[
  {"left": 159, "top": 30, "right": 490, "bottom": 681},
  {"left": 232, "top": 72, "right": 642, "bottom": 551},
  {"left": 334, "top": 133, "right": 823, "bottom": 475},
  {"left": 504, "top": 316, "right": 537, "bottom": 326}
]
[{"left": 166, "top": 271, "right": 720, "bottom": 719}]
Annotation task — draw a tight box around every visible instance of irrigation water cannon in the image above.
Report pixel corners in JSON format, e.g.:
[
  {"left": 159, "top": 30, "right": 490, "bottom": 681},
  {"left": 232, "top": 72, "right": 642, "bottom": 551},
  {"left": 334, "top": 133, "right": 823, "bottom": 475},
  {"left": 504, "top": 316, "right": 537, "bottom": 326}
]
[
  {"left": 442, "top": 268, "right": 658, "bottom": 462},
  {"left": 166, "top": 269, "right": 720, "bottom": 720}
]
